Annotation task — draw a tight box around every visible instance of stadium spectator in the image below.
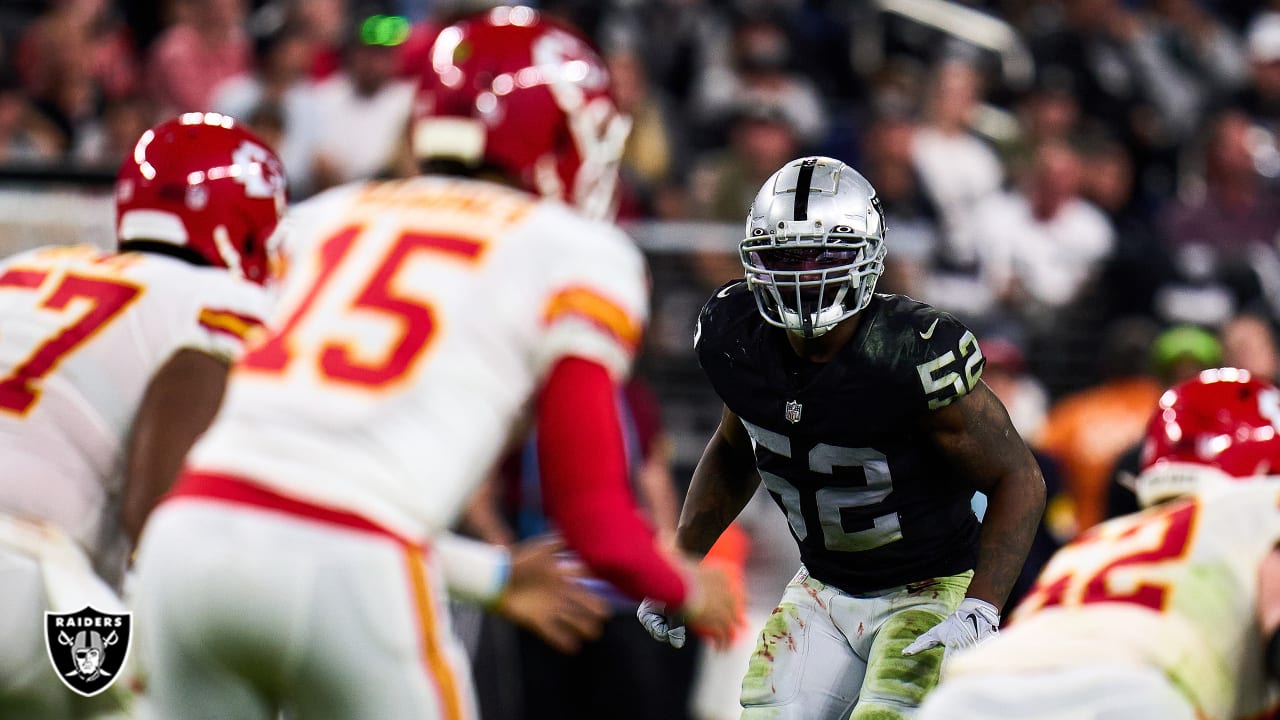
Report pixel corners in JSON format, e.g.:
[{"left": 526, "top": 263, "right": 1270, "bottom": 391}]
[
  {"left": 15, "top": 0, "right": 139, "bottom": 151},
  {"left": 862, "top": 112, "right": 944, "bottom": 305},
  {"left": 309, "top": 6, "right": 415, "bottom": 191},
  {"left": 70, "top": 94, "right": 152, "bottom": 168},
  {"left": 981, "top": 336, "right": 1049, "bottom": 442},
  {"left": 290, "top": 0, "right": 351, "bottom": 80},
  {"left": 910, "top": 57, "right": 1003, "bottom": 279},
  {"left": 971, "top": 140, "right": 1114, "bottom": 322},
  {"left": 1240, "top": 12, "right": 1280, "bottom": 135},
  {"left": 1037, "top": 316, "right": 1163, "bottom": 536},
  {"left": 688, "top": 103, "right": 800, "bottom": 222},
  {"left": 1030, "top": 0, "right": 1201, "bottom": 149},
  {"left": 212, "top": 22, "right": 322, "bottom": 198},
  {"left": 1001, "top": 71, "right": 1083, "bottom": 184},
  {"left": 1157, "top": 110, "right": 1280, "bottom": 325},
  {"left": 1222, "top": 311, "right": 1280, "bottom": 383},
  {"left": 147, "top": 0, "right": 251, "bottom": 117},
  {"left": 1104, "top": 323, "right": 1224, "bottom": 520},
  {"left": 608, "top": 46, "right": 685, "bottom": 216},
  {"left": 0, "top": 75, "right": 62, "bottom": 163},
  {"left": 689, "top": 14, "right": 827, "bottom": 149},
  {"left": 1083, "top": 136, "right": 1174, "bottom": 321},
  {"left": 1147, "top": 0, "right": 1249, "bottom": 118}
]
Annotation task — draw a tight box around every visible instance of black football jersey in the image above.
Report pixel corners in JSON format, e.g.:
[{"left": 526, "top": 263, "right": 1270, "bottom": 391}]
[{"left": 695, "top": 281, "right": 984, "bottom": 594}]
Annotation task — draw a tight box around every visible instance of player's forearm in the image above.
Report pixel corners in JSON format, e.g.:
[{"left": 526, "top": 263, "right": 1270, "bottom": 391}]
[
  {"left": 635, "top": 440, "right": 681, "bottom": 540},
  {"left": 1260, "top": 549, "right": 1280, "bottom": 680},
  {"left": 122, "top": 348, "right": 229, "bottom": 545},
  {"left": 538, "top": 357, "right": 687, "bottom": 606},
  {"left": 435, "top": 532, "right": 510, "bottom": 606},
  {"left": 675, "top": 426, "right": 759, "bottom": 558},
  {"left": 1259, "top": 548, "right": 1280, "bottom": 635},
  {"left": 926, "top": 384, "right": 1046, "bottom": 611},
  {"left": 968, "top": 465, "right": 1045, "bottom": 611}
]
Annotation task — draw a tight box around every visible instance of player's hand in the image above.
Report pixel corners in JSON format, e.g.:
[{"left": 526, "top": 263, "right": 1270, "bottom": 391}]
[
  {"left": 636, "top": 597, "right": 687, "bottom": 648},
  {"left": 679, "top": 561, "right": 739, "bottom": 651},
  {"left": 902, "top": 597, "right": 1000, "bottom": 662},
  {"left": 495, "top": 536, "right": 611, "bottom": 654},
  {"left": 637, "top": 562, "right": 738, "bottom": 650}
]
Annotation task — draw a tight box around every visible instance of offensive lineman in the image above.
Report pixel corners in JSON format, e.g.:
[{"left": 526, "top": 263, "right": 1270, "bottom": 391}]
[
  {"left": 918, "top": 368, "right": 1280, "bottom": 720},
  {"left": 639, "top": 156, "right": 1046, "bottom": 718},
  {"left": 0, "top": 113, "right": 282, "bottom": 718},
  {"left": 131, "top": 7, "right": 738, "bottom": 720}
]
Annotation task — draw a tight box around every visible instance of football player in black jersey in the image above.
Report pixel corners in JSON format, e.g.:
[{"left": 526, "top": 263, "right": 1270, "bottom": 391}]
[{"left": 637, "top": 156, "right": 1046, "bottom": 719}]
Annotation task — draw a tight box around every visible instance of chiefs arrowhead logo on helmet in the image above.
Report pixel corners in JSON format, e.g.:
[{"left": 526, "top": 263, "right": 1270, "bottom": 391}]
[
  {"left": 411, "top": 6, "right": 631, "bottom": 221},
  {"left": 115, "top": 112, "right": 288, "bottom": 285},
  {"left": 1135, "top": 367, "right": 1280, "bottom": 506}
]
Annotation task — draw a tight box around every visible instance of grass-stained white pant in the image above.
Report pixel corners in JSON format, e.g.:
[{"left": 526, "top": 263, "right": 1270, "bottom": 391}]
[{"left": 740, "top": 566, "right": 970, "bottom": 720}]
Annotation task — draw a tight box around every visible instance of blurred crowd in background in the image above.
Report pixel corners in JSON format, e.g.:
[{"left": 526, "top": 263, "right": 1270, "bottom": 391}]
[{"left": 4, "top": 0, "right": 1280, "bottom": 717}]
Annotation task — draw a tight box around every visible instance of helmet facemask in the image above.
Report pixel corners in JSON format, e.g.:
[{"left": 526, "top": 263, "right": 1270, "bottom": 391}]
[{"left": 742, "top": 223, "right": 885, "bottom": 338}]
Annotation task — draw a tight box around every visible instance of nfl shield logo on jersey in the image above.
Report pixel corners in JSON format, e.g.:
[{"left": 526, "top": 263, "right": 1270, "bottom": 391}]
[
  {"left": 44, "top": 606, "right": 131, "bottom": 697},
  {"left": 785, "top": 399, "right": 803, "bottom": 424}
]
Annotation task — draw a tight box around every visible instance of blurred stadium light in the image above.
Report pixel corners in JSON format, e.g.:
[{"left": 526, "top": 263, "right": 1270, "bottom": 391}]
[{"left": 870, "top": 0, "right": 1035, "bottom": 92}]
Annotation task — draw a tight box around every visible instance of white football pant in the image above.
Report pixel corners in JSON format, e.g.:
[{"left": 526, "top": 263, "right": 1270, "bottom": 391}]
[
  {"left": 917, "top": 664, "right": 1197, "bottom": 720},
  {"left": 739, "top": 567, "right": 970, "bottom": 720},
  {"left": 0, "top": 513, "right": 132, "bottom": 719},
  {"left": 133, "top": 499, "right": 477, "bottom": 720}
]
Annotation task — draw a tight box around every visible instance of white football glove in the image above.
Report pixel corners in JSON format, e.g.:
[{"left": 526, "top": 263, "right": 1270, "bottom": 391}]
[
  {"left": 636, "top": 597, "right": 687, "bottom": 649},
  {"left": 901, "top": 597, "right": 1000, "bottom": 662}
]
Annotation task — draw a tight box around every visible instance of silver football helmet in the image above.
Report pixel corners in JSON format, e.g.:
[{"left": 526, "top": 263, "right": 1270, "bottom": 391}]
[{"left": 741, "top": 156, "right": 886, "bottom": 338}]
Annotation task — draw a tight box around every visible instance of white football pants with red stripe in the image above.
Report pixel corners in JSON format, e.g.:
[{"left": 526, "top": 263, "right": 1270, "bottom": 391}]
[
  {"left": 0, "top": 513, "right": 134, "bottom": 719},
  {"left": 132, "top": 497, "right": 477, "bottom": 720}
]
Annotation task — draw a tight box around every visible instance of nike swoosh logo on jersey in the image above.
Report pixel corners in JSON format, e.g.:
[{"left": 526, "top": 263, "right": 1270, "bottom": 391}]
[
  {"left": 717, "top": 286, "right": 734, "bottom": 299},
  {"left": 919, "top": 319, "right": 939, "bottom": 340}
]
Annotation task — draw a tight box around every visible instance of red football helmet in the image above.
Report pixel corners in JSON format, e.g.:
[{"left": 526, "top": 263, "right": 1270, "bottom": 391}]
[
  {"left": 1136, "top": 367, "right": 1280, "bottom": 505},
  {"left": 411, "top": 5, "right": 630, "bottom": 220},
  {"left": 115, "top": 113, "right": 287, "bottom": 285}
]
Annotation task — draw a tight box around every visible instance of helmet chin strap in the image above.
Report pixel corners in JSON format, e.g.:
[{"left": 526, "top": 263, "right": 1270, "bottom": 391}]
[
  {"left": 780, "top": 304, "right": 841, "bottom": 338},
  {"left": 790, "top": 323, "right": 831, "bottom": 339}
]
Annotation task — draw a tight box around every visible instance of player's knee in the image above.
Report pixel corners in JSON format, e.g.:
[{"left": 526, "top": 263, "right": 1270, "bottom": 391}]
[{"left": 880, "top": 607, "right": 948, "bottom": 654}]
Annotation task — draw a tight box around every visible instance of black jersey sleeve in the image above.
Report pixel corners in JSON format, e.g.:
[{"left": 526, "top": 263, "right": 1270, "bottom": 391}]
[
  {"left": 694, "top": 280, "right": 751, "bottom": 357},
  {"left": 885, "top": 298, "right": 986, "bottom": 413}
]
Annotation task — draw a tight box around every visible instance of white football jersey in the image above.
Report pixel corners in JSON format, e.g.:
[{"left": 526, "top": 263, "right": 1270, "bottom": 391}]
[
  {"left": 0, "top": 244, "right": 268, "bottom": 574},
  {"left": 189, "top": 176, "right": 649, "bottom": 542},
  {"left": 946, "top": 480, "right": 1280, "bottom": 719}
]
